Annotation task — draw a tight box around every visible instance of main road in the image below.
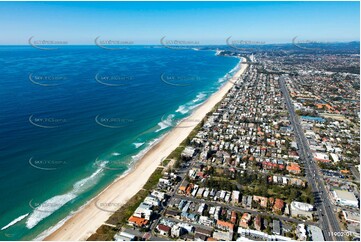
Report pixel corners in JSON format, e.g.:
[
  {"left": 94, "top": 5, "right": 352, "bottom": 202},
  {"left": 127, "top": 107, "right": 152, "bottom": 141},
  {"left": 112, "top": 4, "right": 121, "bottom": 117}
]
[{"left": 279, "top": 75, "right": 344, "bottom": 241}]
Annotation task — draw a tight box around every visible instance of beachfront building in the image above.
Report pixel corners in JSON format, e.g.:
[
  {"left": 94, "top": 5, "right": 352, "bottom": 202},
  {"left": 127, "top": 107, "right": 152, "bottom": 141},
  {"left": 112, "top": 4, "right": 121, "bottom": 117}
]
[
  {"left": 114, "top": 231, "right": 136, "bottom": 241},
  {"left": 181, "top": 146, "right": 196, "bottom": 159},
  {"left": 128, "top": 216, "right": 148, "bottom": 228},
  {"left": 133, "top": 202, "right": 153, "bottom": 220}
]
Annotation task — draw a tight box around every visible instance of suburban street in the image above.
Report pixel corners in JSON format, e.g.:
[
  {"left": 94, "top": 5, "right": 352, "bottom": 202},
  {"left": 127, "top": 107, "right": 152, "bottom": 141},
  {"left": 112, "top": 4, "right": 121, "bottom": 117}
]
[{"left": 173, "top": 194, "right": 318, "bottom": 226}]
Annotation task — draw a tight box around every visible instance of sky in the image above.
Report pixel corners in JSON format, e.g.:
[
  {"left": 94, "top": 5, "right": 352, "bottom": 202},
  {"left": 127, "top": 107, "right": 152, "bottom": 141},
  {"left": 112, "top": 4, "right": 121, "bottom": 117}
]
[{"left": 0, "top": 1, "right": 359, "bottom": 45}]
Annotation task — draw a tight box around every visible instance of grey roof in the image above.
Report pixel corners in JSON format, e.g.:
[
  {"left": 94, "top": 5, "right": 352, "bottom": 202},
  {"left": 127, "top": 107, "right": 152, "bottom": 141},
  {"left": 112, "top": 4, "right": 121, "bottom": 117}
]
[{"left": 307, "top": 225, "right": 324, "bottom": 241}]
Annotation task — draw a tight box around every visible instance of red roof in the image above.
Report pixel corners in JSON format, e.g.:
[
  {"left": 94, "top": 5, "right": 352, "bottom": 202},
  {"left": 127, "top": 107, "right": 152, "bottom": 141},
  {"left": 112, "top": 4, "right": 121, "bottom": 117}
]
[
  {"left": 231, "top": 211, "right": 237, "bottom": 224},
  {"left": 216, "top": 220, "right": 234, "bottom": 231},
  {"left": 157, "top": 224, "right": 171, "bottom": 232},
  {"left": 273, "top": 198, "right": 284, "bottom": 211},
  {"left": 128, "top": 216, "right": 148, "bottom": 226}
]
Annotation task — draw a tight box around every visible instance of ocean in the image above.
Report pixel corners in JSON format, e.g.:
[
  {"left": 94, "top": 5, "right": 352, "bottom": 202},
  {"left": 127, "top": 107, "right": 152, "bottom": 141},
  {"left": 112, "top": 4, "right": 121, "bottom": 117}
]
[{"left": 0, "top": 46, "right": 239, "bottom": 240}]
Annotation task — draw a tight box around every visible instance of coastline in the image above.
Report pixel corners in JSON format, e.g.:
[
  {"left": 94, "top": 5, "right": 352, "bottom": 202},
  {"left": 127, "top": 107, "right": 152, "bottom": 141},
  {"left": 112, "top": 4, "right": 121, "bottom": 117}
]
[{"left": 44, "top": 57, "right": 248, "bottom": 241}]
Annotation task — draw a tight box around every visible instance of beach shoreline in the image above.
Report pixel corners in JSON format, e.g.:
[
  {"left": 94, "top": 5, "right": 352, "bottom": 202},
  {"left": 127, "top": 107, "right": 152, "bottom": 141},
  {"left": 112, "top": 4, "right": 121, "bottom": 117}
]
[{"left": 44, "top": 57, "right": 248, "bottom": 241}]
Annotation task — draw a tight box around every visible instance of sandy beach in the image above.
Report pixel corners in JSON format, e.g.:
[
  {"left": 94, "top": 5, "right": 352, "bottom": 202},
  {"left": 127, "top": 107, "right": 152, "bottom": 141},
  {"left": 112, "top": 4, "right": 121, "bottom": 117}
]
[{"left": 44, "top": 58, "right": 248, "bottom": 241}]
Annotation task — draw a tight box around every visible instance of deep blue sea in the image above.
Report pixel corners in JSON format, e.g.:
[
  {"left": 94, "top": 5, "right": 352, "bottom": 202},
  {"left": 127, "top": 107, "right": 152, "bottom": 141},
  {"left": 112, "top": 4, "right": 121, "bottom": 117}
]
[{"left": 0, "top": 46, "right": 239, "bottom": 240}]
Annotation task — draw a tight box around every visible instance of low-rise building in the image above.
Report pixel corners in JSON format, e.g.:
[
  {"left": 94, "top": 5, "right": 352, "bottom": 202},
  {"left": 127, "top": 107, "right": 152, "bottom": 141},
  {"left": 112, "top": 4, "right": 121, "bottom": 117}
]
[
  {"left": 254, "top": 215, "right": 262, "bottom": 231},
  {"left": 286, "top": 162, "right": 301, "bottom": 174},
  {"left": 157, "top": 224, "right": 171, "bottom": 236},
  {"left": 272, "top": 220, "right": 281, "bottom": 235},
  {"left": 195, "top": 227, "right": 213, "bottom": 239},
  {"left": 296, "top": 223, "right": 307, "bottom": 241},
  {"left": 114, "top": 231, "right": 136, "bottom": 241},
  {"left": 238, "top": 228, "right": 293, "bottom": 241},
  {"left": 273, "top": 198, "right": 284, "bottom": 213},
  {"left": 212, "top": 230, "right": 233, "bottom": 241},
  {"left": 144, "top": 196, "right": 160, "bottom": 206},
  {"left": 128, "top": 216, "right": 148, "bottom": 227},
  {"left": 239, "top": 213, "right": 252, "bottom": 228},
  {"left": 307, "top": 225, "right": 324, "bottom": 241},
  {"left": 133, "top": 202, "right": 153, "bottom": 220},
  {"left": 253, "top": 195, "right": 268, "bottom": 208},
  {"left": 216, "top": 220, "right": 234, "bottom": 232},
  {"left": 290, "top": 201, "right": 314, "bottom": 219},
  {"left": 232, "top": 190, "right": 240, "bottom": 204},
  {"left": 342, "top": 210, "right": 360, "bottom": 223},
  {"left": 332, "top": 189, "right": 359, "bottom": 208}
]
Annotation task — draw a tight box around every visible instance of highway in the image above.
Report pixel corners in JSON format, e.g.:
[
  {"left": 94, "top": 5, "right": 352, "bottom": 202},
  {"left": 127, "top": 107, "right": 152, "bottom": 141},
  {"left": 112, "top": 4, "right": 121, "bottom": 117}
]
[{"left": 279, "top": 76, "right": 344, "bottom": 241}]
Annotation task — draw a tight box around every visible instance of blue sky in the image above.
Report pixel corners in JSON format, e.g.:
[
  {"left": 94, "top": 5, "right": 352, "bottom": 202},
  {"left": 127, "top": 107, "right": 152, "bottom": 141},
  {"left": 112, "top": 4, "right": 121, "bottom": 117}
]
[{"left": 0, "top": 1, "right": 359, "bottom": 44}]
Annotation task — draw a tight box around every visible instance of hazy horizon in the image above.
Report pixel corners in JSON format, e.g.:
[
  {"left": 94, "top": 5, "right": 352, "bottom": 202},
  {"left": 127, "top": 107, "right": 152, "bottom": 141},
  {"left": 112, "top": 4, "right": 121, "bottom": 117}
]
[{"left": 0, "top": 1, "right": 359, "bottom": 45}]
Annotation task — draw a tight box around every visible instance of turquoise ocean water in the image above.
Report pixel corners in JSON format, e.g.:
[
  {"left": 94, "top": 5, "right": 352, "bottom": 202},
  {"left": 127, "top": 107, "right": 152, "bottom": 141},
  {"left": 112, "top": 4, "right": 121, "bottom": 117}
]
[{"left": 0, "top": 46, "right": 239, "bottom": 240}]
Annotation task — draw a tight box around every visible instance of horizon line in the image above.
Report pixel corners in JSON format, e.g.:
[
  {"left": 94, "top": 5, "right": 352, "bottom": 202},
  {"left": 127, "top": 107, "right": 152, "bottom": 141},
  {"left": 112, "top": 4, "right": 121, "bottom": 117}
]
[{"left": 1, "top": 40, "right": 360, "bottom": 46}]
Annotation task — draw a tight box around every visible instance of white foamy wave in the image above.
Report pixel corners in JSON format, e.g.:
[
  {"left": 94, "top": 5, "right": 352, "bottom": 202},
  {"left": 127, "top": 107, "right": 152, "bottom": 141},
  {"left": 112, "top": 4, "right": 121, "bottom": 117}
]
[
  {"left": 181, "top": 103, "right": 202, "bottom": 115},
  {"left": 218, "top": 73, "right": 230, "bottom": 83},
  {"left": 192, "top": 92, "right": 206, "bottom": 103},
  {"left": 176, "top": 105, "right": 189, "bottom": 114},
  {"left": 33, "top": 134, "right": 167, "bottom": 239},
  {"left": 26, "top": 193, "right": 77, "bottom": 229},
  {"left": 72, "top": 161, "right": 107, "bottom": 191},
  {"left": 155, "top": 122, "right": 169, "bottom": 132},
  {"left": 130, "top": 136, "right": 163, "bottom": 164},
  {"left": 133, "top": 142, "right": 145, "bottom": 148},
  {"left": 26, "top": 160, "right": 108, "bottom": 229},
  {"left": 229, "top": 59, "right": 241, "bottom": 74},
  {"left": 177, "top": 92, "right": 208, "bottom": 115},
  {"left": 33, "top": 208, "right": 78, "bottom": 241},
  {"left": 218, "top": 59, "right": 241, "bottom": 83},
  {"left": 189, "top": 103, "right": 202, "bottom": 110},
  {"left": 111, "top": 152, "right": 121, "bottom": 156},
  {"left": 1, "top": 213, "right": 29, "bottom": 231},
  {"left": 155, "top": 114, "right": 174, "bottom": 132}
]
